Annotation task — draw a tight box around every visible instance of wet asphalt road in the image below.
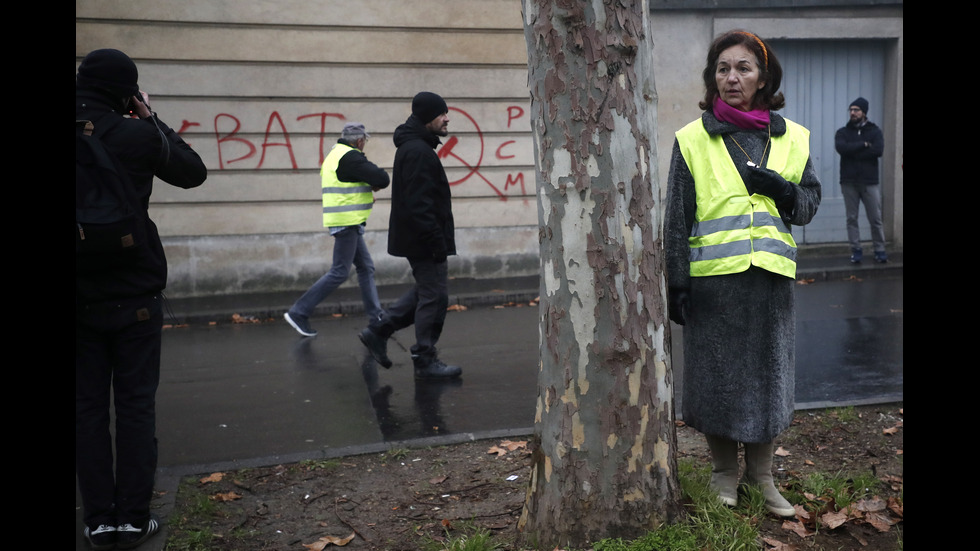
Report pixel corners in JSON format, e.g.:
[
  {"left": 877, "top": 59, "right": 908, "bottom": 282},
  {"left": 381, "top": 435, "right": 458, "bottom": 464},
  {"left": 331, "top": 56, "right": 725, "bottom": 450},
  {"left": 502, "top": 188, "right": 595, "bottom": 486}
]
[{"left": 153, "top": 274, "right": 902, "bottom": 470}]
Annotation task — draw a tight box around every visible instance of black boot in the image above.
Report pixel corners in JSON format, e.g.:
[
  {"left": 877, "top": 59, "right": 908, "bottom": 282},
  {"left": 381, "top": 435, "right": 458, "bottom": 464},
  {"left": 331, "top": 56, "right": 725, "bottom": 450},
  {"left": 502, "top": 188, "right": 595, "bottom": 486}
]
[
  {"left": 413, "top": 355, "right": 462, "bottom": 379},
  {"left": 359, "top": 327, "right": 392, "bottom": 368}
]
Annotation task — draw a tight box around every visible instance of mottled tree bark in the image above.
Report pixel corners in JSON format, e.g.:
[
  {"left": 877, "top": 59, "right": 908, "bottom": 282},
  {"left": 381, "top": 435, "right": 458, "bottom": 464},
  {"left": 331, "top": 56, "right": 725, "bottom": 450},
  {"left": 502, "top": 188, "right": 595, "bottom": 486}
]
[{"left": 518, "top": 0, "right": 681, "bottom": 547}]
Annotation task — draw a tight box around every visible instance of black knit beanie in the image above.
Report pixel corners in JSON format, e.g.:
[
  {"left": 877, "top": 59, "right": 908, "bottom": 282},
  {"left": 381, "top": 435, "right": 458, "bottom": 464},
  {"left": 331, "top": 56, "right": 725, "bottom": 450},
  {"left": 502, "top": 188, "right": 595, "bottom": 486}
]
[
  {"left": 77, "top": 49, "right": 139, "bottom": 97},
  {"left": 412, "top": 92, "right": 448, "bottom": 124},
  {"left": 850, "top": 97, "right": 869, "bottom": 114}
]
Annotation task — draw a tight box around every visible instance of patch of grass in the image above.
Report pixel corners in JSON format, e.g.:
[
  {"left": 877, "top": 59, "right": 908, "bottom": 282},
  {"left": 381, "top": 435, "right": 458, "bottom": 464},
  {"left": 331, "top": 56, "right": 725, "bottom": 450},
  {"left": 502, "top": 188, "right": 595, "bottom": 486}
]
[
  {"left": 790, "top": 469, "right": 881, "bottom": 511},
  {"left": 814, "top": 406, "right": 861, "bottom": 430},
  {"left": 176, "top": 479, "right": 219, "bottom": 518},
  {"left": 163, "top": 527, "right": 217, "bottom": 551},
  {"left": 382, "top": 447, "right": 411, "bottom": 462},
  {"left": 421, "top": 523, "right": 503, "bottom": 551},
  {"left": 681, "top": 460, "right": 763, "bottom": 551},
  {"left": 591, "top": 459, "right": 761, "bottom": 551},
  {"left": 831, "top": 405, "right": 860, "bottom": 424},
  {"left": 300, "top": 458, "right": 341, "bottom": 471},
  {"left": 592, "top": 522, "right": 698, "bottom": 551},
  {"left": 736, "top": 481, "right": 772, "bottom": 514},
  {"left": 165, "top": 478, "right": 221, "bottom": 551}
]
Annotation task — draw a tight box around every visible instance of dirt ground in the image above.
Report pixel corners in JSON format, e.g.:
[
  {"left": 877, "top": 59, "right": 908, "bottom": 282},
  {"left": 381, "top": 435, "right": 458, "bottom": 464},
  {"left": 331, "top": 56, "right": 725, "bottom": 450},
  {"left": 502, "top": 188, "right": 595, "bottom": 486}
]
[{"left": 166, "top": 403, "right": 903, "bottom": 551}]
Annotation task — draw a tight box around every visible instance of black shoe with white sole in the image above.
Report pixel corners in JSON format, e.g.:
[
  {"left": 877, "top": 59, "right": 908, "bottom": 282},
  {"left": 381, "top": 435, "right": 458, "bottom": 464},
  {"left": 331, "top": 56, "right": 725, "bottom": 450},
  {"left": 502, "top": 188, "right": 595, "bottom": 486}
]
[
  {"left": 285, "top": 311, "right": 317, "bottom": 337},
  {"left": 83, "top": 524, "right": 117, "bottom": 550},
  {"left": 116, "top": 515, "right": 160, "bottom": 550}
]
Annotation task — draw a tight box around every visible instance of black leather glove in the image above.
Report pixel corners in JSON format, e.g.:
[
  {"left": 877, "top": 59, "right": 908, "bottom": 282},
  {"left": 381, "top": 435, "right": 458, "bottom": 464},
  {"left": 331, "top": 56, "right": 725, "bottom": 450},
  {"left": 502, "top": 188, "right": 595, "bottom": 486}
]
[
  {"left": 426, "top": 234, "right": 448, "bottom": 263},
  {"left": 668, "top": 287, "right": 689, "bottom": 326},
  {"left": 747, "top": 166, "right": 797, "bottom": 210}
]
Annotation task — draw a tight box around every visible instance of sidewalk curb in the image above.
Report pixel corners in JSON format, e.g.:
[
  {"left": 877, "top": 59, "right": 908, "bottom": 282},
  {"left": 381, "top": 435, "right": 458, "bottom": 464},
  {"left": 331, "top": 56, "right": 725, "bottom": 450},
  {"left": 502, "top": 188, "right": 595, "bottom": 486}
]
[{"left": 166, "top": 255, "right": 902, "bottom": 327}]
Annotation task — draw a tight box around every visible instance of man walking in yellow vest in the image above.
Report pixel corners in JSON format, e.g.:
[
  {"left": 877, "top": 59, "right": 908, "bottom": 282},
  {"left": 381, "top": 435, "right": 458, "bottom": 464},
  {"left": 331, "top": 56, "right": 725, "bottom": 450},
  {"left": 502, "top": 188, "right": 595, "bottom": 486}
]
[{"left": 285, "top": 122, "right": 390, "bottom": 337}]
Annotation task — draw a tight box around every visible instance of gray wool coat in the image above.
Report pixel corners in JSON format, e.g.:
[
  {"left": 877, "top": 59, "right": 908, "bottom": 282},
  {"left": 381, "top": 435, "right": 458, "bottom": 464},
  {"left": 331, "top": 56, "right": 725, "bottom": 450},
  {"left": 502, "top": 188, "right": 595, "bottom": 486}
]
[{"left": 664, "top": 111, "right": 822, "bottom": 443}]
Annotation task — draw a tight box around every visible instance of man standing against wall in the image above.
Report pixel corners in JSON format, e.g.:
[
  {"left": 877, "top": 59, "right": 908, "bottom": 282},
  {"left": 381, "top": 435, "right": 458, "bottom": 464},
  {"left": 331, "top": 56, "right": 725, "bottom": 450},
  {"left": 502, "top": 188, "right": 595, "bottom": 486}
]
[
  {"left": 285, "top": 122, "right": 389, "bottom": 337},
  {"left": 76, "top": 48, "right": 207, "bottom": 550},
  {"left": 835, "top": 97, "right": 887, "bottom": 263},
  {"left": 358, "top": 92, "right": 462, "bottom": 379}
]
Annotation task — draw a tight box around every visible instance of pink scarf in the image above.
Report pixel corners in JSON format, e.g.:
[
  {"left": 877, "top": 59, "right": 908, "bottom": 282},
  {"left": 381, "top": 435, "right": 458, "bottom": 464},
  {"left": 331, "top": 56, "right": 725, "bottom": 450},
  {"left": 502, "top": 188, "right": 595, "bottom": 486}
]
[{"left": 712, "top": 96, "right": 769, "bottom": 130}]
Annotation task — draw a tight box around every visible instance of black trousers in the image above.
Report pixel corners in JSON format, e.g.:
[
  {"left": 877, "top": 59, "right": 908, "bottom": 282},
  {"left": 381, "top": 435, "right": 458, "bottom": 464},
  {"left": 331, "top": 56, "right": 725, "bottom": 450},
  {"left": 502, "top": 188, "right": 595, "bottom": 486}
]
[
  {"left": 76, "top": 294, "right": 162, "bottom": 528},
  {"left": 371, "top": 257, "right": 448, "bottom": 362}
]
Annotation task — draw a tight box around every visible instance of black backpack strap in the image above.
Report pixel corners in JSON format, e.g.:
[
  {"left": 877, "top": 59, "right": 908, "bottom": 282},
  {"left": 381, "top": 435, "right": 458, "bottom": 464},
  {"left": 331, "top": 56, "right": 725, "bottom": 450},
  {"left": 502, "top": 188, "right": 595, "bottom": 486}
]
[
  {"left": 79, "top": 113, "right": 169, "bottom": 169},
  {"left": 145, "top": 114, "right": 172, "bottom": 169},
  {"left": 77, "top": 114, "right": 122, "bottom": 142}
]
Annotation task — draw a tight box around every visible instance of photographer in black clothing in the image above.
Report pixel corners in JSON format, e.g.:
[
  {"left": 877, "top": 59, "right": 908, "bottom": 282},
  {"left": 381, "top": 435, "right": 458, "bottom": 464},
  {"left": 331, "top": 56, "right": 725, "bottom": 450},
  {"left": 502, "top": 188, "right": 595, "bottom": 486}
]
[{"left": 76, "top": 48, "right": 207, "bottom": 550}]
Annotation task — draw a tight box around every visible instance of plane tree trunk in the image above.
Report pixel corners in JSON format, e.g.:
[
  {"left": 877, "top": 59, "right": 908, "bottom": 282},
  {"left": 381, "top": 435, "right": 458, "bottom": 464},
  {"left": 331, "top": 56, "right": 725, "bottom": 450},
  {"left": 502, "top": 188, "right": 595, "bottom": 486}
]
[{"left": 518, "top": 1, "right": 682, "bottom": 548}]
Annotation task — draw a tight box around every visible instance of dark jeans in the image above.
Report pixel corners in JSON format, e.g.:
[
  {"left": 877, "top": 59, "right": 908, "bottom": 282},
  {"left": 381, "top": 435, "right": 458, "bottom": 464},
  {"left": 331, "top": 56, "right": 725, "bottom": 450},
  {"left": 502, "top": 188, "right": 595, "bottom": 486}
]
[
  {"left": 370, "top": 257, "right": 448, "bottom": 361},
  {"left": 76, "top": 294, "right": 162, "bottom": 529},
  {"left": 290, "top": 225, "right": 382, "bottom": 321}
]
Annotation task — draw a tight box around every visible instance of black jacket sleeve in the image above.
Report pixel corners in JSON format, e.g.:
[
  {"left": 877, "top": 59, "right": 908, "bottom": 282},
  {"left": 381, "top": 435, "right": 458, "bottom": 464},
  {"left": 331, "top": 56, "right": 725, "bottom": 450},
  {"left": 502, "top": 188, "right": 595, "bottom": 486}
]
[
  {"left": 835, "top": 124, "right": 883, "bottom": 161},
  {"left": 108, "top": 113, "right": 207, "bottom": 192},
  {"left": 336, "top": 150, "right": 390, "bottom": 190},
  {"left": 149, "top": 114, "right": 207, "bottom": 190}
]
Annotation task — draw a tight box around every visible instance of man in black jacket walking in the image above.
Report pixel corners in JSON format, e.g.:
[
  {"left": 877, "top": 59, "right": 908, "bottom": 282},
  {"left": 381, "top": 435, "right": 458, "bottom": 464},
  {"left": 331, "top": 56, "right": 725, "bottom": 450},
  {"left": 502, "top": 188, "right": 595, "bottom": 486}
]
[
  {"left": 835, "top": 97, "right": 887, "bottom": 263},
  {"left": 358, "top": 92, "right": 462, "bottom": 379},
  {"left": 76, "top": 49, "right": 207, "bottom": 550}
]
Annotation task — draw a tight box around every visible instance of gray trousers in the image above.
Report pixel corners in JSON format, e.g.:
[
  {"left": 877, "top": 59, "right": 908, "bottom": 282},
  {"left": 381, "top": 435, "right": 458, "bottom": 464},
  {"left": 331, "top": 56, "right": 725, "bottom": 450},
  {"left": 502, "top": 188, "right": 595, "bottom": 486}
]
[{"left": 842, "top": 183, "right": 886, "bottom": 253}]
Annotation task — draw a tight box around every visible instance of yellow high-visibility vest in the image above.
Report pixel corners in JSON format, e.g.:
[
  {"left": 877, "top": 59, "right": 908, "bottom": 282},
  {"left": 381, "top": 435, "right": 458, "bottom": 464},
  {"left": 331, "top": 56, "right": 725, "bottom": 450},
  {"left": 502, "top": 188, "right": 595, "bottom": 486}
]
[
  {"left": 675, "top": 117, "right": 809, "bottom": 279},
  {"left": 321, "top": 143, "right": 374, "bottom": 228}
]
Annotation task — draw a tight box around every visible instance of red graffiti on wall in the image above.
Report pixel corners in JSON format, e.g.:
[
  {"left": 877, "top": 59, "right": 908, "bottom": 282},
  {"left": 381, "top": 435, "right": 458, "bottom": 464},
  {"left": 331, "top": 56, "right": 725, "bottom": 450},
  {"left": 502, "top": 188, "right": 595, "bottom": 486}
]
[
  {"left": 215, "top": 111, "right": 308, "bottom": 170},
  {"left": 177, "top": 120, "right": 200, "bottom": 134},
  {"left": 296, "top": 112, "right": 346, "bottom": 165},
  {"left": 214, "top": 114, "right": 256, "bottom": 168},
  {"left": 205, "top": 106, "right": 528, "bottom": 199},
  {"left": 436, "top": 107, "right": 505, "bottom": 198}
]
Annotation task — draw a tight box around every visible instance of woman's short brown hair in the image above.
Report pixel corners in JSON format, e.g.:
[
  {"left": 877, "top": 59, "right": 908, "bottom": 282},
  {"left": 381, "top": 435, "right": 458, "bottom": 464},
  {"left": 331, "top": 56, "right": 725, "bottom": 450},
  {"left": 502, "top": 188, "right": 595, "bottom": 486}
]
[{"left": 699, "top": 30, "right": 785, "bottom": 112}]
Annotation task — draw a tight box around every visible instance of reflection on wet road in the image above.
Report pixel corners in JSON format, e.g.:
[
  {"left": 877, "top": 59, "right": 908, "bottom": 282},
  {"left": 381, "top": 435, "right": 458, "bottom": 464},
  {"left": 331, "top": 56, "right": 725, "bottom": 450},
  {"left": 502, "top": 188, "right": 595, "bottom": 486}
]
[{"left": 156, "top": 276, "right": 902, "bottom": 468}]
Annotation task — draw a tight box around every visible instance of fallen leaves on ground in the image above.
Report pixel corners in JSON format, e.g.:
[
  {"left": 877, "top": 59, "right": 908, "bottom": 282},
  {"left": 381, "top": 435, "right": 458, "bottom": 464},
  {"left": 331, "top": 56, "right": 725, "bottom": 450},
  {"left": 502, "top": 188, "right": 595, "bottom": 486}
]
[
  {"left": 199, "top": 472, "right": 224, "bottom": 484},
  {"left": 781, "top": 517, "right": 813, "bottom": 539},
  {"left": 762, "top": 536, "right": 800, "bottom": 550},
  {"left": 781, "top": 493, "right": 904, "bottom": 541},
  {"left": 231, "top": 313, "right": 260, "bottom": 324},
  {"left": 487, "top": 440, "right": 527, "bottom": 456},
  {"left": 167, "top": 405, "right": 901, "bottom": 551},
  {"left": 303, "top": 532, "right": 355, "bottom": 549}
]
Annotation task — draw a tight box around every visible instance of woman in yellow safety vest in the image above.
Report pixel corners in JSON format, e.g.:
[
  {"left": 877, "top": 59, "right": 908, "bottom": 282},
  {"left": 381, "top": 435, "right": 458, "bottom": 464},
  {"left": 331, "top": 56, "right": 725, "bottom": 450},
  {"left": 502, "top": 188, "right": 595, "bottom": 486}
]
[{"left": 664, "top": 30, "right": 821, "bottom": 517}]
